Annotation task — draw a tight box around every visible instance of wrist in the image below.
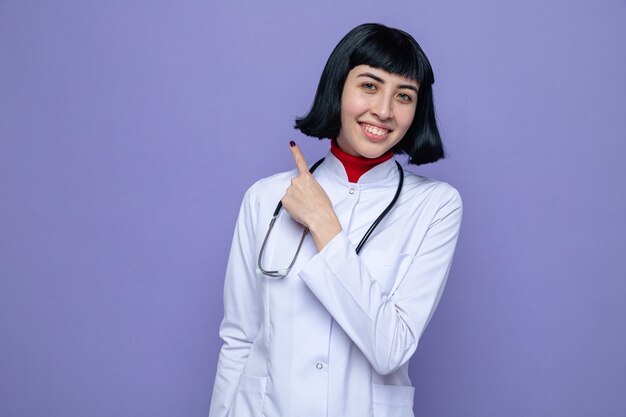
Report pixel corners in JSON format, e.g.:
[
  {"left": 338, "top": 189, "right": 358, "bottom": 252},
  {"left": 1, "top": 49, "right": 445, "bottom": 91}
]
[{"left": 308, "top": 210, "right": 342, "bottom": 252}]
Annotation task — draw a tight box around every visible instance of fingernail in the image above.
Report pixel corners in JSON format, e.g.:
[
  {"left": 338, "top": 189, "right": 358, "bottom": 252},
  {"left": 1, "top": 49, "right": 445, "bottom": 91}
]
[{"left": 289, "top": 141, "right": 296, "bottom": 147}]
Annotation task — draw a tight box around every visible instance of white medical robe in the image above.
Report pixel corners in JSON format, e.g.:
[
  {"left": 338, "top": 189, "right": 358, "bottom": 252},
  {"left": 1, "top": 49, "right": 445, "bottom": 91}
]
[{"left": 209, "top": 151, "right": 462, "bottom": 417}]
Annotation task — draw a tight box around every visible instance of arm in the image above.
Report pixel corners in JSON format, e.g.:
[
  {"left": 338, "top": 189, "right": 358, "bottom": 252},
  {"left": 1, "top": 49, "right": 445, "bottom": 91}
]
[
  {"left": 209, "top": 186, "right": 260, "bottom": 417},
  {"left": 298, "top": 188, "right": 462, "bottom": 375}
]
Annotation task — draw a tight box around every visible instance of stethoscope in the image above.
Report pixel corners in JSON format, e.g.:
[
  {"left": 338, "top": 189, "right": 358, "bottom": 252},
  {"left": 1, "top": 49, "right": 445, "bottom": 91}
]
[{"left": 257, "top": 157, "right": 404, "bottom": 278}]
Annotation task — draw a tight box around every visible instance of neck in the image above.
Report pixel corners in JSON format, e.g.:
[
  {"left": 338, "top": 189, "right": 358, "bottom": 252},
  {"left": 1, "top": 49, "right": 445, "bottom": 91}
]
[{"left": 330, "top": 140, "right": 394, "bottom": 183}]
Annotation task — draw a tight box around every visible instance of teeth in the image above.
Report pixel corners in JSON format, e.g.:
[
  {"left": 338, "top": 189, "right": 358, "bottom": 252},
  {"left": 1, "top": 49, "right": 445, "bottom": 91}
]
[{"left": 364, "top": 125, "right": 387, "bottom": 136}]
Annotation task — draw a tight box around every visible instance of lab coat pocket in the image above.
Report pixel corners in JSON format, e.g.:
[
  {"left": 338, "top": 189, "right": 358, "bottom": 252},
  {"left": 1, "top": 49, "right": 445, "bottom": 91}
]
[
  {"left": 228, "top": 374, "right": 267, "bottom": 417},
  {"left": 362, "top": 250, "right": 410, "bottom": 296},
  {"left": 372, "top": 383, "right": 415, "bottom": 417}
]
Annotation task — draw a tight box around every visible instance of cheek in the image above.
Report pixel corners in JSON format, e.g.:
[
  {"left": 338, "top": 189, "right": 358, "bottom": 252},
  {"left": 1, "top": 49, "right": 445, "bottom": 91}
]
[
  {"left": 398, "top": 107, "right": 417, "bottom": 130},
  {"left": 341, "top": 94, "right": 368, "bottom": 119}
]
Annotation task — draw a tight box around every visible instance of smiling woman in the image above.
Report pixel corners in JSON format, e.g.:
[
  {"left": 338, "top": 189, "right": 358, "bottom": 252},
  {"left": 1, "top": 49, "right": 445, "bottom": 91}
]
[
  {"left": 337, "top": 65, "right": 419, "bottom": 158},
  {"left": 208, "top": 23, "right": 462, "bottom": 417}
]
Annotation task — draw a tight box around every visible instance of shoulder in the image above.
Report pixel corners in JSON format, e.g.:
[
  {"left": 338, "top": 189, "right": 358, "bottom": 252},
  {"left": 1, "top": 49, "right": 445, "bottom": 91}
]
[
  {"left": 241, "top": 168, "right": 298, "bottom": 207},
  {"left": 402, "top": 170, "right": 462, "bottom": 210}
]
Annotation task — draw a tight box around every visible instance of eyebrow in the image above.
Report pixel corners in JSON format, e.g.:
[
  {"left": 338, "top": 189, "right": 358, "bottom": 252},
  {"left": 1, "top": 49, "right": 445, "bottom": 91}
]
[{"left": 357, "top": 72, "right": 420, "bottom": 94}]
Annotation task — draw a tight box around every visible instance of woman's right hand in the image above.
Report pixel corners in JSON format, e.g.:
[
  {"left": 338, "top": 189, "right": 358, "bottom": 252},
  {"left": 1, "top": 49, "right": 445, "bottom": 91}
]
[{"left": 281, "top": 141, "right": 342, "bottom": 251}]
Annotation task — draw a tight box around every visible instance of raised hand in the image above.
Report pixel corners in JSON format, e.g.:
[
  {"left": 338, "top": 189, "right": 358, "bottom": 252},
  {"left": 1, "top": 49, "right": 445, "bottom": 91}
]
[{"left": 281, "top": 141, "right": 342, "bottom": 251}]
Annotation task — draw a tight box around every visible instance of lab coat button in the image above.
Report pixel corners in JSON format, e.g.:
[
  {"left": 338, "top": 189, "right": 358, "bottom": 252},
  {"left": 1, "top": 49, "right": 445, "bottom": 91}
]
[
  {"left": 316, "top": 362, "right": 323, "bottom": 369},
  {"left": 348, "top": 188, "right": 355, "bottom": 195}
]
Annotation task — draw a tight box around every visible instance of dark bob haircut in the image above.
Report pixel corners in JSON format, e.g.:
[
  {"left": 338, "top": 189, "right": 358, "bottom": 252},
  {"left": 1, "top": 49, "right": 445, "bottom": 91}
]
[{"left": 295, "top": 23, "right": 444, "bottom": 165}]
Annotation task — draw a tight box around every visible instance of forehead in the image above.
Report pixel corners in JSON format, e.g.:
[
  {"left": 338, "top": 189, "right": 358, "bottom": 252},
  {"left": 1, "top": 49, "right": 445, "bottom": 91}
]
[{"left": 347, "top": 65, "right": 420, "bottom": 88}]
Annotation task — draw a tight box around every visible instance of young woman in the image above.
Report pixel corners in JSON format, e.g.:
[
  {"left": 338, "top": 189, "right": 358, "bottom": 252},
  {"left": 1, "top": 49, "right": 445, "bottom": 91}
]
[{"left": 209, "top": 23, "right": 462, "bottom": 417}]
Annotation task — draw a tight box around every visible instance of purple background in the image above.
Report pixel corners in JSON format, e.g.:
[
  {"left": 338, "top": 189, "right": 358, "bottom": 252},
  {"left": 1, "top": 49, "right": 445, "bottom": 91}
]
[{"left": 1, "top": 0, "right": 625, "bottom": 416}]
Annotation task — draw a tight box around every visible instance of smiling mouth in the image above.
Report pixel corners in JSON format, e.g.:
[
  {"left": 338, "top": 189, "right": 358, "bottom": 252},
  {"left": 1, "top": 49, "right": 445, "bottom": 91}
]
[{"left": 360, "top": 123, "right": 390, "bottom": 140}]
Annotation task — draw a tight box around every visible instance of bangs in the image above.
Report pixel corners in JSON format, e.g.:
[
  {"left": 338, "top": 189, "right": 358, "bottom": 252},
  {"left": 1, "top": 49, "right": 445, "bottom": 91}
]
[{"left": 348, "top": 30, "right": 434, "bottom": 85}]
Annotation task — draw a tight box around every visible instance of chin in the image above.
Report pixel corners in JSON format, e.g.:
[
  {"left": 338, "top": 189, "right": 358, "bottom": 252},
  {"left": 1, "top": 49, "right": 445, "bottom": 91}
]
[{"left": 356, "top": 143, "right": 391, "bottom": 159}]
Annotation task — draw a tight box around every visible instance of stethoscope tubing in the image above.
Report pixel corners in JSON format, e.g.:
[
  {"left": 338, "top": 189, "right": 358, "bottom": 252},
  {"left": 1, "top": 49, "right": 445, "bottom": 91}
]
[{"left": 257, "top": 157, "right": 404, "bottom": 278}]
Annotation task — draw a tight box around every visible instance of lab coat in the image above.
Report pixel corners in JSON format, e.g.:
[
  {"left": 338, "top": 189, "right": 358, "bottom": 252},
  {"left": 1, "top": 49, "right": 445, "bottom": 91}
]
[{"left": 209, "top": 151, "right": 462, "bottom": 417}]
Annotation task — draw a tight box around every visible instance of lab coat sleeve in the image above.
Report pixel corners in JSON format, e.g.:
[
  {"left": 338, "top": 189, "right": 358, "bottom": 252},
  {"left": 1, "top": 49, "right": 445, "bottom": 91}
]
[
  {"left": 298, "top": 186, "right": 462, "bottom": 375},
  {"left": 209, "top": 185, "right": 261, "bottom": 417}
]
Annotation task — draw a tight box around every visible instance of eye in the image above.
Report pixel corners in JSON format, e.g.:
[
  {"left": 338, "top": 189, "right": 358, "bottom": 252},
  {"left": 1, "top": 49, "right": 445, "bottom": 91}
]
[
  {"left": 397, "top": 92, "right": 414, "bottom": 103},
  {"left": 361, "top": 82, "right": 377, "bottom": 91}
]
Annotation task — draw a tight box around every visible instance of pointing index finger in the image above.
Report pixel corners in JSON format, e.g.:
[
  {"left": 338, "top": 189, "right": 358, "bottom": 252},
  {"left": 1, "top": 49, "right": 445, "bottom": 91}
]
[{"left": 289, "top": 141, "right": 309, "bottom": 176}]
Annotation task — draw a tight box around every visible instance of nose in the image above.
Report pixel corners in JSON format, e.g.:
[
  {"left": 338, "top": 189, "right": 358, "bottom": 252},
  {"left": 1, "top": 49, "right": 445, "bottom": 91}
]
[{"left": 370, "top": 94, "right": 393, "bottom": 121}]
